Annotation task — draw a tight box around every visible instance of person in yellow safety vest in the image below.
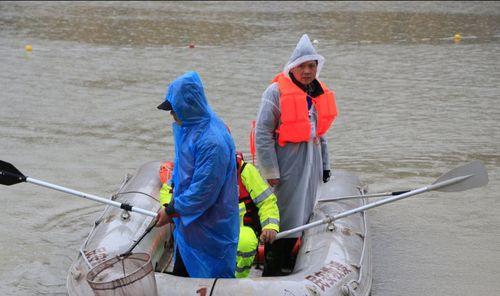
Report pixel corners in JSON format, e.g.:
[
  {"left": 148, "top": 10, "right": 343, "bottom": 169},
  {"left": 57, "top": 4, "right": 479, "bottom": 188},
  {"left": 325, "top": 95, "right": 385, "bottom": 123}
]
[
  {"left": 235, "top": 151, "right": 279, "bottom": 278},
  {"left": 158, "top": 153, "right": 280, "bottom": 278}
]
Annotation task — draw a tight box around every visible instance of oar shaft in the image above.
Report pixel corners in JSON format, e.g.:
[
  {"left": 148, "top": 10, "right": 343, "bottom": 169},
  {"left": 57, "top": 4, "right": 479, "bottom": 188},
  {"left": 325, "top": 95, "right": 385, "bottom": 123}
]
[
  {"left": 332, "top": 187, "right": 428, "bottom": 220},
  {"left": 318, "top": 190, "right": 411, "bottom": 202},
  {"left": 276, "top": 217, "right": 331, "bottom": 240},
  {"left": 333, "top": 175, "right": 469, "bottom": 220},
  {"left": 277, "top": 189, "right": 427, "bottom": 239},
  {"left": 277, "top": 175, "right": 473, "bottom": 239},
  {"left": 429, "top": 175, "right": 471, "bottom": 191},
  {"left": 26, "top": 177, "right": 158, "bottom": 218}
]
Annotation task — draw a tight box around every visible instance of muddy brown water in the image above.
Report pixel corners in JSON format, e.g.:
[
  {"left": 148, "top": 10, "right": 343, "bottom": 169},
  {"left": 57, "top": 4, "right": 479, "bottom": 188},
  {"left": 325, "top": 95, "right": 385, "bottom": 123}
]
[{"left": 0, "top": 2, "right": 499, "bottom": 295}]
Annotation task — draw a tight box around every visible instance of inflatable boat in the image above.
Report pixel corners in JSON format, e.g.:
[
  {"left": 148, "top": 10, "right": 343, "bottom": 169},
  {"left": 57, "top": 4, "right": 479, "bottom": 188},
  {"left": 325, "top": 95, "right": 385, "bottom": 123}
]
[
  {"left": 0, "top": 155, "right": 484, "bottom": 295},
  {"left": 67, "top": 160, "right": 372, "bottom": 296}
]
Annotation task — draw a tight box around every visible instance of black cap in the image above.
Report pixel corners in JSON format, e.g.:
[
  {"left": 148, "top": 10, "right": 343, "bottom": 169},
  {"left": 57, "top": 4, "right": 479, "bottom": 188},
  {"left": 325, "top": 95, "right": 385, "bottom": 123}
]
[{"left": 157, "top": 100, "right": 173, "bottom": 111}]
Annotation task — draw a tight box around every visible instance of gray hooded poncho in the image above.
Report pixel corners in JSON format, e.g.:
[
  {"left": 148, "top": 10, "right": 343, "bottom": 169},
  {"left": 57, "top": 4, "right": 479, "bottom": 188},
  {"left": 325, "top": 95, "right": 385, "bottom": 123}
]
[{"left": 255, "top": 34, "right": 331, "bottom": 236}]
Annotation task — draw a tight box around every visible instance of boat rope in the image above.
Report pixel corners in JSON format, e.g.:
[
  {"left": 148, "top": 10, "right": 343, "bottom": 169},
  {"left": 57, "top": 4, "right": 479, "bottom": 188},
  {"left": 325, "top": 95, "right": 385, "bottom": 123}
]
[
  {"left": 79, "top": 190, "right": 159, "bottom": 269},
  {"left": 79, "top": 208, "right": 112, "bottom": 269},
  {"left": 344, "top": 187, "right": 370, "bottom": 295},
  {"left": 209, "top": 278, "right": 218, "bottom": 296},
  {"left": 160, "top": 224, "right": 175, "bottom": 274},
  {"left": 112, "top": 190, "right": 159, "bottom": 202}
]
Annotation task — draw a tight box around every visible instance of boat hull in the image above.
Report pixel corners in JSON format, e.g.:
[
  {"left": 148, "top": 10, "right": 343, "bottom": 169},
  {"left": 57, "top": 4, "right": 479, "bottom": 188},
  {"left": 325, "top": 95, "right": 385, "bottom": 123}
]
[{"left": 67, "top": 162, "right": 372, "bottom": 296}]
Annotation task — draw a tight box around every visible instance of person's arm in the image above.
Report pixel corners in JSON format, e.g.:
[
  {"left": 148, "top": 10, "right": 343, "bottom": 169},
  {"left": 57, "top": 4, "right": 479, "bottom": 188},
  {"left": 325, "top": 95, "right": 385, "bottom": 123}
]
[
  {"left": 320, "top": 136, "right": 330, "bottom": 171},
  {"left": 255, "top": 83, "right": 281, "bottom": 184},
  {"left": 171, "top": 141, "right": 231, "bottom": 225},
  {"left": 320, "top": 136, "right": 331, "bottom": 183},
  {"left": 241, "top": 162, "right": 279, "bottom": 243}
]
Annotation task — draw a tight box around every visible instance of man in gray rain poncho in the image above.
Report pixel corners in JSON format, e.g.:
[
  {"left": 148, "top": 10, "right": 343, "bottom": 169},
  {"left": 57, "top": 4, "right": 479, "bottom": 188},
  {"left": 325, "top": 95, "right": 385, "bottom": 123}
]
[{"left": 255, "top": 34, "right": 338, "bottom": 276}]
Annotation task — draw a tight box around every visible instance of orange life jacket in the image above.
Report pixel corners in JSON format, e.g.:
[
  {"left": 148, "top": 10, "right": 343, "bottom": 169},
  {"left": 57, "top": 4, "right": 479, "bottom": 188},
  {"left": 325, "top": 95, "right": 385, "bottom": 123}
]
[
  {"left": 273, "top": 73, "right": 338, "bottom": 147},
  {"left": 159, "top": 161, "right": 174, "bottom": 184}
]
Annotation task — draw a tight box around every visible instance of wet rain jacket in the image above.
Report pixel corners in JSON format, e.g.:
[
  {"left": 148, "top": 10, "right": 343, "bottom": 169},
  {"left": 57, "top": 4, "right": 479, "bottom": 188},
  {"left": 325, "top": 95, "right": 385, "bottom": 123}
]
[
  {"left": 255, "top": 34, "right": 335, "bottom": 235},
  {"left": 165, "top": 71, "right": 239, "bottom": 278}
]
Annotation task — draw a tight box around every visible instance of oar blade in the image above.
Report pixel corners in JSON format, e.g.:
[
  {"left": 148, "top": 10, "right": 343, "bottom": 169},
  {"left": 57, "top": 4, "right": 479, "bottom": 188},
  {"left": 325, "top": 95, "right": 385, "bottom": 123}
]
[
  {"left": 432, "top": 160, "right": 488, "bottom": 192},
  {"left": 0, "top": 160, "right": 27, "bottom": 186}
]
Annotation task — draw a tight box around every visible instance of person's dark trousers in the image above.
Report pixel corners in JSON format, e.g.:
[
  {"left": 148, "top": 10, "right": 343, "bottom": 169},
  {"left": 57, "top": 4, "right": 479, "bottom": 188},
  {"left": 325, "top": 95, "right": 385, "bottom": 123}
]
[
  {"left": 262, "top": 237, "right": 298, "bottom": 276},
  {"left": 172, "top": 248, "right": 190, "bottom": 277}
]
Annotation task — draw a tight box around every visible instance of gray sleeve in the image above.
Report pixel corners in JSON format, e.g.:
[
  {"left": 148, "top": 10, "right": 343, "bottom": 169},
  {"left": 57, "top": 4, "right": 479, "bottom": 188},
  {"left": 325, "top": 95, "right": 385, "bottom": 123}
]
[
  {"left": 255, "top": 83, "right": 281, "bottom": 179},
  {"left": 320, "top": 136, "right": 330, "bottom": 171}
]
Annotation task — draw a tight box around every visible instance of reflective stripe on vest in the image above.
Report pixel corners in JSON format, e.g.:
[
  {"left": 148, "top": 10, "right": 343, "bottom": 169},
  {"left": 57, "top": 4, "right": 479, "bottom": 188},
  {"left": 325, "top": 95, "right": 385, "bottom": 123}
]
[
  {"left": 237, "top": 249, "right": 257, "bottom": 258},
  {"left": 261, "top": 218, "right": 280, "bottom": 228},
  {"left": 239, "top": 203, "right": 246, "bottom": 215},
  {"left": 273, "top": 72, "right": 338, "bottom": 146},
  {"left": 253, "top": 187, "right": 273, "bottom": 205},
  {"left": 235, "top": 265, "right": 252, "bottom": 274}
]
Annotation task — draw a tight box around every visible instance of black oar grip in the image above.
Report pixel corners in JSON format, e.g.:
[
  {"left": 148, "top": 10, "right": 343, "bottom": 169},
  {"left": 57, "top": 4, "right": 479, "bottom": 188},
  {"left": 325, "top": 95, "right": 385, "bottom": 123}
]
[{"left": 392, "top": 190, "right": 410, "bottom": 195}]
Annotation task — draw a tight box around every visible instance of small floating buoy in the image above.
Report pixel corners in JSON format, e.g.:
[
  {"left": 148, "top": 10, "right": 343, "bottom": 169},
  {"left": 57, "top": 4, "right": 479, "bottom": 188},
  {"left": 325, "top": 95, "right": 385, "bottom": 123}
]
[
  {"left": 188, "top": 43, "right": 195, "bottom": 48},
  {"left": 313, "top": 39, "right": 319, "bottom": 44},
  {"left": 25, "top": 44, "right": 33, "bottom": 52},
  {"left": 453, "top": 33, "right": 462, "bottom": 43}
]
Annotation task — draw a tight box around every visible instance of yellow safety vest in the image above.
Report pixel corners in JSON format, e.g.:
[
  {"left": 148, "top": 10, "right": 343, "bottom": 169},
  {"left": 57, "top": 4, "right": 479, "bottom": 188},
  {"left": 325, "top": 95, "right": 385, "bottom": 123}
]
[{"left": 238, "top": 161, "right": 280, "bottom": 233}]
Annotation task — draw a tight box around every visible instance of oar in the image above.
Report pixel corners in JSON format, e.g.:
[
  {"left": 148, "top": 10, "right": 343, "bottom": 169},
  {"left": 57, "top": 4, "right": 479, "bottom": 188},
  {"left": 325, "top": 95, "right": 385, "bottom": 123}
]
[
  {"left": 318, "top": 190, "right": 411, "bottom": 202},
  {"left": 0, "top": 160, "right": 158, "bottom": 218},
  {"left": 276, "top": 160, "right": 488, "bottom": 239}
]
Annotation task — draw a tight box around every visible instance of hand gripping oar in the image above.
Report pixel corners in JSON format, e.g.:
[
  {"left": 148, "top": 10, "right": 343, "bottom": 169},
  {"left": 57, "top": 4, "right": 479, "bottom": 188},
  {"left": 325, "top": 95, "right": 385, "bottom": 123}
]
[
  {"left": 0, "top": 160, "right": 158, "bottom": 218},
  {"left": 276, "top": 160, "right": 488, "bottom": 240}
]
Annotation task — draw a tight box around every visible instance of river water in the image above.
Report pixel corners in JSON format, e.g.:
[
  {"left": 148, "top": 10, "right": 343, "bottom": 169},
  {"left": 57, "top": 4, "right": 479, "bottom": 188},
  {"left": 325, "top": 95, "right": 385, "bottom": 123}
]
[{"left": 0, "top": 1, "right": 499, "bottom": 295}]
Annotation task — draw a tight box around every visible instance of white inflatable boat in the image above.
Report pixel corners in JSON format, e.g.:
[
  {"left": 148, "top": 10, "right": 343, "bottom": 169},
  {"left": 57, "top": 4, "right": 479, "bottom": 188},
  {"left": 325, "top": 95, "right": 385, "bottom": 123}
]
[{"left": 66, "top": 160, "right": 373, "bottom": 296}]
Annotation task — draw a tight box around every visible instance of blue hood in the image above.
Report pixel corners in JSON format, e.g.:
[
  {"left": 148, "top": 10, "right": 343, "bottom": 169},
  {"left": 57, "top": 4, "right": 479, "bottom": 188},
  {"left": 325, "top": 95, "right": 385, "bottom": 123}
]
[{"left": 165, "top": 71, "right": 212, "bottom": 126}]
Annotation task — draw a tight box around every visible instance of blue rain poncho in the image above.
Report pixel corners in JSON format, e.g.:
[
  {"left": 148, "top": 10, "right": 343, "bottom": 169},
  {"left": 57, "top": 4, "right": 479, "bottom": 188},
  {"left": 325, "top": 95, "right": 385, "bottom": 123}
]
[{"left": 165, "top": 71, "right": 239, "bottom": 278}]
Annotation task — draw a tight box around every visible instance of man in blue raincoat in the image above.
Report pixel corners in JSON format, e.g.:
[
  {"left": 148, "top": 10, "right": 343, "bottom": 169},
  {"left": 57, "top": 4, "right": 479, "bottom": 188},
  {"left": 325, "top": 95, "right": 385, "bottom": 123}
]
[{"left": 155, "top": 71, "right": 239, "bottom": 278}]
